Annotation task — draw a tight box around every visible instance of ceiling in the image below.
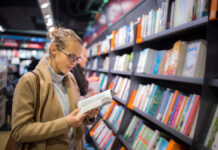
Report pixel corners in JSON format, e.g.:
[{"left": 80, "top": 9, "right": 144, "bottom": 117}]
[{"left": 0, "top": 0, "right": 104, "bottom": 37}]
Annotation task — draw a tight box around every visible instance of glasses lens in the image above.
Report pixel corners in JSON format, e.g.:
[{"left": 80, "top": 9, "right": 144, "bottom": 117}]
[{"left": 69, "top": 54, "right": 81, "bottom": 63}]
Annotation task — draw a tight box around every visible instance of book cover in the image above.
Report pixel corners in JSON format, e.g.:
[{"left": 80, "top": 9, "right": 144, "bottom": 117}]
[
  {"left": 153, "top": 50, "right": 166, "bottom": 74},
  {"left": 175, "top": 96, "right": 188, "bottom": 129}
]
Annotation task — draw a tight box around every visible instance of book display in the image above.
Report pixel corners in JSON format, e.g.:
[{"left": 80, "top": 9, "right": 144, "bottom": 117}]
[{"left": 84, "top": 0, "right": 218, "bottom": 150}]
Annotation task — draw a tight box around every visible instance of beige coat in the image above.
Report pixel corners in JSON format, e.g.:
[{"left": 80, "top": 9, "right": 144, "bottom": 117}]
[{"left": 12, "top": 57, "right": 88, "bottom": 150}]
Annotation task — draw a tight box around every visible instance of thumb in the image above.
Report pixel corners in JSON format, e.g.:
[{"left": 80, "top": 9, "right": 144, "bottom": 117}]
[{"left": 71, "top": 108, "right": 80, "bottom": 116}]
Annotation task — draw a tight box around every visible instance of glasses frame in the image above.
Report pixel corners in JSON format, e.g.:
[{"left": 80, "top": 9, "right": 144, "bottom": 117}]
[{"left": 58, "top": 48, "right": 82, "bottom": 63}]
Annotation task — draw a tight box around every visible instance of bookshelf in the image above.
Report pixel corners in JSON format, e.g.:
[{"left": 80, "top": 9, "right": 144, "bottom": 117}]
[
  {"left": 85, "top": 0, "right": 216, "bottom": 150},
  {"left": 132, "top": 107, "right": 193, "bottom": 146},
  {"left": 0, "top": 46, "right": 44, "bottom": 51},
  {"left": 134, "top": 73, "right": 204, "bottom": 85}
]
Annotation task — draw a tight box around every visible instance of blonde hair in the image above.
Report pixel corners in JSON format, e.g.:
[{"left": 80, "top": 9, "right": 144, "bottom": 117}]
[{"left": 50, "top": 27, "right": 83, "bottom": 50}]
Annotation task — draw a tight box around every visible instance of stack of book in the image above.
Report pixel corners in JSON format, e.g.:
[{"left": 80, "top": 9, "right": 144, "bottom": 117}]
[
  {"left": 124, "top": 116, "right": 187, "bottom": 149},
  {"left": 113, "top": 52, "right": 134, "bottom": 72},
  {"left": 111, "top": 22, "right": 134, "bottom": 50},
  {"left": 107, "top": 104, "right": 125, "bottom": 131},
  {"left": 129, "top": 84, "right": 200, "bottom": 137},
  {"left": 110, "top": 76, "right": 131, "bottom": 101},
  {"left": 90, "top": 119, "right": 116, "bottom": 150},
  {"left": 136, "top": 1, "right": 168, "bottom": 43},
  {"left": 136, "top": 39, "right": 207, "bottom": 78},
  {"left": 169, "top": 0, "right": 208, "bottom": 28}
]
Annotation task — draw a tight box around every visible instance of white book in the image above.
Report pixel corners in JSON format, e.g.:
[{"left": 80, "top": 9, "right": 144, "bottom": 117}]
[
  {"left": 187, "top": 0, "right": 195, "bottom": 22},
  {"left": 133, "top": 84, "right": 143, "bottom": 107},
  {"left": 141, "top": 14, "right": 146, "bottom": 38},
  {"left": 118, "top": 78, "right": 128, "bottom": 98},
  {"left": 77, "top": 89, "right": 115, "bottom": 116},
  {"left": 136, "top": 49, "right": 148, "bottom": 73},
  {"left": 170, "top": 1, "right": 175, "bottom": 28},
  {"left": 182, "top": 40, "right": 207, "bottom": 78},
  {"left": 189, "top": 106, "right": 199, "bottom": 138},
  {"left": 114, "top": 77, "right": 122, "bottom": 93},
  {"left": 99, "top": 130, "right": 112, "bottom": 148},
  {"left": 135, "top": 85, "right": 147, "bottom": 108},
  {"left": 142, "top": 83, "right": 155, "bottom": 111},
  {"left": 108, "top": 105, "right": 120, "bottom": 123},
  {"left": 122, "top": 80, "right": 131, "bottom": 100},
  {"left": 139, "top": 84, "right": 150, "bottom": 111},
  {"left": 102, "top": 76, "right": 108, "bottom": 90},
  {"left": 147, "top": 130, "right": 160, "bottom": 150},
  {"left": 144, "top": 49, "right": 157, "bottom": 74},
  {"left": 147, "top": 10, "right": 153, "bottom": 36}
]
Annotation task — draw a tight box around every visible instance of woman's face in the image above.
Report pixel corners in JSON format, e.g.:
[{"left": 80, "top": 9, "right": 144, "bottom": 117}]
[
  {"left": 52, "top": 39, "right": 82, "bottom": 74},
  {"left": 80, "top": 46, "right": 88, "bottom": 68}
]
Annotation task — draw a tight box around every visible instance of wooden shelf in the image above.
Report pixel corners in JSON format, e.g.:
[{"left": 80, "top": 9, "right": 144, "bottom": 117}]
[
  {"left": 110, "top": 71, "right": 132, "bottom": 76},
  {"left": 112, "top": 42, "right": 133, "bottom": 52},
  {"left": 134, "top": 73, "right": 204, "bottom": 85},
  {"left": 208, "top": 79, "right": 218, "bottom": 87},
  {"left": 118, "top": 135, "right": 133, "bottom": 150},
  {"left": 113, "top": 96, "right": 127, "bottom": 106},
  {"left": 132, "top": 107, "right": 193, "bottom": 146},
  {"left": 0, "top": 46, "right": 44, "bottom": 51},
  {"left": 141, "top": 17, "right": 208, "bottom": 43}
]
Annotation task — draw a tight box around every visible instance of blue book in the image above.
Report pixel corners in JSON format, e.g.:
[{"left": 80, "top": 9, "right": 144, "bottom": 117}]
[
  {"left": 159, "top": 138, "right": 169, "bottom": 150},
  {"left": 156, "top": 88, "right": 171, "bottom": 120},
  {"left": 112, "top": 106, "right": 123, "bottom": 127},
  {"left": 103, "top": 136, "right": 115, "bottom": 150},
  {"left": 145, "top": 85, "right": 158, "bottom": 114},
  {"left": 168, "top": 94, "right": 181, "bottom": 125},
  {"left": 153, "top": 51, "right": 165, "bottom": 74}
]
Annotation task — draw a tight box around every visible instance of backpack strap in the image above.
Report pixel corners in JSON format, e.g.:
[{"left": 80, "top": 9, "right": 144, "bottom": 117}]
[{"left": 31, "top": 71, "right": 40, "bottom": 122}]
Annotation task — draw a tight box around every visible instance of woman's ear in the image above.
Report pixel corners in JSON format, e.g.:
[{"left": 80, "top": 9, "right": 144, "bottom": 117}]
[{"left": 49, "top": 44, "right": 58, "bottom": 56}]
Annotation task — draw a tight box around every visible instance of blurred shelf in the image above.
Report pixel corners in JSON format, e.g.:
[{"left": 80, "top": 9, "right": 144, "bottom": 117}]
[
  {"left": 118, "top": 135, "right": 132, "bottom": 150},
  {"left": 134, "top": 73, "right": 203, "bottom": 85},
  {"left": 141, "top": 16, "right": 208, "bottom": 43},
  {"left": 98, "top": 69, "right": 108, "bottom": 73},
  {"left": 112, "top": 42, "right": 133, "bottom": 52},
  {"left": 110, "top": 71, "right": 132, "bottom": 76},
  {"left": 208, "top": 79, "right": 218, "bottom": 87},
  {"left": 113, "top": 96, "right": 127, "bottom": 106},
  {"left": 0, "top": 46, "right": 44, "bottom": 51},
  {"left": 132, "top": 107, "right": 193, "bottom": 146}
]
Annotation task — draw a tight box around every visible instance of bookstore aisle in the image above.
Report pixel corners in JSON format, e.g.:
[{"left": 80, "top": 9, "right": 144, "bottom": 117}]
[{"left": 84, "top": 0, "right": 218, "bottom": 150}]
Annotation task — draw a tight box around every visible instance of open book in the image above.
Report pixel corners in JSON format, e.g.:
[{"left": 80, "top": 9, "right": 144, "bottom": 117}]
[{"left": 77, "top": 89, "right": 115, "bottom": 116}]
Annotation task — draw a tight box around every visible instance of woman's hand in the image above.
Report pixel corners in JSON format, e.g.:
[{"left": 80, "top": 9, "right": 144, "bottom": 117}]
[
  {"left": 86, "top": 108, "right": 100, "bottom": 119},
  {"left": 66, "top": 108, "right": 87, "bottom": 128}
]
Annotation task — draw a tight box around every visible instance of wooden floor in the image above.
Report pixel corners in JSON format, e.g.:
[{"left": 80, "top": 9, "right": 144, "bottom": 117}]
[{"left": 0, "top": 131, "right": 10, "bottom": 150}]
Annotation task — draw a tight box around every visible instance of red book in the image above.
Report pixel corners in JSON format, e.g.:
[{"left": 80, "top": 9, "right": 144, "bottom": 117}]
[{"left": 184, "top": 95, "right": 200, "bottom": 135}]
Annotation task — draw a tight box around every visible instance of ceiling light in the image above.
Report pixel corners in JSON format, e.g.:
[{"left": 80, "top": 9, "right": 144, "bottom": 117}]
[
  {"left": 49, "top": 27, "right": 54, "bottom": 32},
  {"left": 46, "top": 18, "right": 53, "bottom": 26},
  {"left": 0, "top": 25, "right": 5, "bottom": 32},
  {"left": 41, "top": 3, "right": 49, "bottom": 9},
  {"left": 45, "top": 14, "right": 51, "bottom": 19}
]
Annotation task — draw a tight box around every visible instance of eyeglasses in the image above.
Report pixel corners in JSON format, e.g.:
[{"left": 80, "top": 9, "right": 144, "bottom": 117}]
[{"left": 59, "top": 48, "right": 82, "bottom": 63}]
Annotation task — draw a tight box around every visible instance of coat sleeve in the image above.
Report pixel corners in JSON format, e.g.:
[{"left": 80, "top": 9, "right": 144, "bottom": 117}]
[{"left": 11, "top": 73, "right": 69, "bottom": 143}]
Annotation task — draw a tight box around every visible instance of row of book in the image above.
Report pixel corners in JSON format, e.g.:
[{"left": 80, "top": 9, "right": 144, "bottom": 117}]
[
  {"left": 129, "top": 83, "right": 200, "bottom": 137},
  {"left": 169, "top": 0, "right": 208, "bottom": 28},
  {"left": 0, "top": 55, "right": 7, "bottom": 89},
  {"left": 90, "top": 119, "right": 116, "bottom": 150},
  {"left": 113, "top": 52, "right": 134, "bottom": 72},
  {"left": 136, "top": 40, "right": 207, "bottom": 78},
  {"left": 136, "top": 1, "right": 168, "bottom": 43},
  {"left": 100, "top": 101, "right": 125, "bottom": 132},
  {"left": 124, "top": 116, "right": 187, "bottom": 150},
  {"left": 111, "top": 22, "right": 134, "bottom": 50},
  {"left": 110, "top": 75, "right": 131, "bottom": 101},
  {"left": 99, "top": 73, "right": 108, "bottom": 91},
  {"left": 0, "top": 49, "right": 44, "bottom": 61}
]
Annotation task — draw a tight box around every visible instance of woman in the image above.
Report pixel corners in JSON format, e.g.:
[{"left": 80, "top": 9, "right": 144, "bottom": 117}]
[{"left": 11, "top": 27, "right": 99, "bottom": 150}]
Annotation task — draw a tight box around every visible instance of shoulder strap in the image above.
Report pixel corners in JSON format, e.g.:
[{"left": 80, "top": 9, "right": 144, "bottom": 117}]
[{"left": 31, "top": 71, "right": 40, "bottom": 122}]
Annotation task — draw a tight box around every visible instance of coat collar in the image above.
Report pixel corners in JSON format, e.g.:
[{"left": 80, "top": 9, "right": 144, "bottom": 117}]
[{"left": 34, "top": 56, "right": 78, "bottom": 113}]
